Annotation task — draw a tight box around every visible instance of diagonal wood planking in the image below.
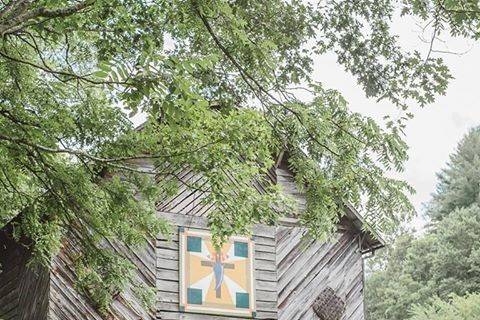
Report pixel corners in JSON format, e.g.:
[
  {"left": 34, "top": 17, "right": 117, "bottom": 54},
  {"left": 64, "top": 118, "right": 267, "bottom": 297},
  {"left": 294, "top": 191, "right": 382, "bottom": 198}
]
[
  {"left": 274, "top": 162, "right": 365, "bottom": 320},
  {"left": 276, "top": 226, "right": 365, "bottom": 320},
  {"left": 0, "top": 158, "right": 369, "bottom": 320},
  {"left": 48, "top": 230, "right": 156, "bottom": 320},
  {"left": 0, "top": 228, "right": 50, "bottom": 320}
]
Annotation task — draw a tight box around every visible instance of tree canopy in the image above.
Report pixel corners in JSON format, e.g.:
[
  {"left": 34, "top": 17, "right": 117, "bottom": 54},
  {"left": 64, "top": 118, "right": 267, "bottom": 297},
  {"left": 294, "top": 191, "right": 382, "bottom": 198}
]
[
  {"left": 410, "top": 293, "right": 480, "bottom": 320},
  {"left": 0, "top": 0, "right": 478, "bottom": 312},
  {"left": 366, "top": 127, "right": 480, "bottom": 320},
  {"left": 428, "top": 127, "right": 480, "bottom": 221}
]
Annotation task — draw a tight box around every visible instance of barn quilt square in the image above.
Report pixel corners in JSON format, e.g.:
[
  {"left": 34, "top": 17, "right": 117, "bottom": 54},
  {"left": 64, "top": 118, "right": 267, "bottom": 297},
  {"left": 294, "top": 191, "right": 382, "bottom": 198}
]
[{"left": 179, "top": 228, "right": 256, "bottom": 317}]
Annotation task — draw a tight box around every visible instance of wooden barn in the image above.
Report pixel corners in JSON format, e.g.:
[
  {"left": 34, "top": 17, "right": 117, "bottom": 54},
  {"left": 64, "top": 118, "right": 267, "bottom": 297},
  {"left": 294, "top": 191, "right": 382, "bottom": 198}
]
[{"left": 0, "top": 154, "right": 384, "bottom": 320}]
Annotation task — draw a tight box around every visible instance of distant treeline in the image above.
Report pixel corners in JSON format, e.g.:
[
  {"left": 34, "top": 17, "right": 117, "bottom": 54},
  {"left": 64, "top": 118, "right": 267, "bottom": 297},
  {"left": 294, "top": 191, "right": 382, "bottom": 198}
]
[{"left": 366, "top": 127, "right": 480, "bottom": 320}]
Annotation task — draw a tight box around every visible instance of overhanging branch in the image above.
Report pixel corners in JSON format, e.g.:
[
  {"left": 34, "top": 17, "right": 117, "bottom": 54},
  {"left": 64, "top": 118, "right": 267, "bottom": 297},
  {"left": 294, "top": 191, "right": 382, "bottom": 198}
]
[{"left": 0, "top": 133, "right": 223, "bottom": 167}]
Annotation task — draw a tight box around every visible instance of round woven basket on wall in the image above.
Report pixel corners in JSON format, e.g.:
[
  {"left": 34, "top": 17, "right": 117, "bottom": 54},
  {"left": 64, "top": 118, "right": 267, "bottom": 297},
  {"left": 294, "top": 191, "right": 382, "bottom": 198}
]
[{"left": 312, "top": 287, "right": 346, "bottom": 320}]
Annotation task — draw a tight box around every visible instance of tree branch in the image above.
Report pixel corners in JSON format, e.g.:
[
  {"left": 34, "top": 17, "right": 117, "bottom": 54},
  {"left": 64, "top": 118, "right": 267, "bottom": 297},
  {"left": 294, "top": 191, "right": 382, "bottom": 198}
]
[
  {"left": 0, "top": 0, "right": 95, "bottom": 36},
  {"left": 0, "top": 133, "right": 223, "bottom": 167},
  {"left": 0, "top": 49, "right": 130, "bottom": 86},
  {"left": 192, "top": 2, "right": 341, "bottom": 157}
]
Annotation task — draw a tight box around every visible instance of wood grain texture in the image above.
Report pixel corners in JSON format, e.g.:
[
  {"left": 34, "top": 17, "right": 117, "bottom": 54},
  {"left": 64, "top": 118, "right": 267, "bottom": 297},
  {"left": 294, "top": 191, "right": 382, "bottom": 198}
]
[
  {"left": 274, "top": 162, "right": 365, "bottom": 320},
  {"left": 45, "top": 160, "right": 157, "bottom": 320},
  {"left": 276, "top": 226, "right": 365, "bottom": 320},
  {"left": 155, "top": 164, "right": 276, "bottom": 219},
  {"left": 0, "top": 159, "right": 370, "bottom": 320},
  {"left": 275, "top": 166, "right": 306, "bottom": 214},
  {"left": 0, "top": 228, "right": 50, "bottom": 320},
  {"left": 48, "top": 231, "right": 156, "bottom": 320}
]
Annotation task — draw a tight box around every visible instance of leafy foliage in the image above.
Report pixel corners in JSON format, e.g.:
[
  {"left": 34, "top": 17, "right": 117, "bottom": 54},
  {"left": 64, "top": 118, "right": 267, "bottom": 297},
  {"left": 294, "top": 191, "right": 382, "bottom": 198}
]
[
  {"left": 0, "top": 0, "right": 475, "bottom": 312},
  {"left": 366, "top": 128, "right": 480, "bottom": 320},
  {"left": 409, "top": 293, "right": 480, "bottom": 320},
  {"left": 76, "top": 248, "right": 135, "bottom": 314},
  {"left": 366, "top": 206, "right": 480, "bottom": 319},
  {"left": 428, "top": 127, "right": 480, "bottom": 222},
  {"left": 404, "top": 0, "right": 480, "bottom": 40}
]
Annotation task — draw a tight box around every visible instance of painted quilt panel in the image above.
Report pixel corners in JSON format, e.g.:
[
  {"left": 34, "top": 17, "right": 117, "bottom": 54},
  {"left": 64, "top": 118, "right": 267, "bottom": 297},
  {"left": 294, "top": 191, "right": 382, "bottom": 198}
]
[{"left": 179, "top": 228, "right": 256, "bottom": 317}]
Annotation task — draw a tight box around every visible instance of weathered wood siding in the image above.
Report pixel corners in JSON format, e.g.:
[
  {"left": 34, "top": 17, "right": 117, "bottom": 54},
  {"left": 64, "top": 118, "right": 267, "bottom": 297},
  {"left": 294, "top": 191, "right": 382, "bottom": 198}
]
[
  {"left": 156, "top": 165, "right": 276, "bottom": 219},
  {"left": 155, "top": 161, "right": 367, "bottom": 320},
  {"left": 0, "top": 229, "right": 50, "bottom": 320},
  {"left": 276, "top": 226, "right": 364, "bottom": 320},
  {"left": 0, "top": 158, "right": 369, "bottom": 320},
  {"left": 156, "top": 211, "right": 278, "bottom": 320},
  {"left": 275, "top": 161, "right": 365, "bottom": 320},
  {"left": 156, "top": 166, "right": 215, "bottom": 217},
  {"left": 275, "top": 165, "right": 306, "bottom": 214},
  {"left": 48, "top": 232, "right": 156, "bottom": 320}
]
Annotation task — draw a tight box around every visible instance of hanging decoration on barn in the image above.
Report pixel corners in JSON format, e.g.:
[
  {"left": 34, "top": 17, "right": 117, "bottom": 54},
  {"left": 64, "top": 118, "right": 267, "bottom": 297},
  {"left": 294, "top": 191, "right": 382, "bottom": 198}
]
[
  {"left": 179, "top": 228, "right": 256, "bottom": 317},
  {"left": 312, "top": 286, "right": 346, "bottom": 320}
]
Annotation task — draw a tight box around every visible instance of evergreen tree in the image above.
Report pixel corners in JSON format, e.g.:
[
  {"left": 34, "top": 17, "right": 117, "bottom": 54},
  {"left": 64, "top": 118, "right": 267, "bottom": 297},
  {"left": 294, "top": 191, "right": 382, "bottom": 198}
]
[
  {"left": 366, "top": 128, "right": 480, "bottom": 320},
  {"left": 429, "top": 127, "right": 480, "bottom": 222}
]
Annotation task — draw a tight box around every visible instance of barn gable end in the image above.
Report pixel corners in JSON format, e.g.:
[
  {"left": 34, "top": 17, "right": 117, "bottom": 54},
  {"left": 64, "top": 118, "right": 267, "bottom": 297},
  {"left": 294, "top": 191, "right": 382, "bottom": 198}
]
[{"left": 0, "top": 157, "right": 382, "bottom": 320}]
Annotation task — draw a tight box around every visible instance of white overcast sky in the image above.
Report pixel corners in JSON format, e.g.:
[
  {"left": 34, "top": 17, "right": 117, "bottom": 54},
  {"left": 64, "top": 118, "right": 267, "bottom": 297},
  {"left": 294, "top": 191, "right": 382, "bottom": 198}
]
[{"left": 311, "top": 16, "right": 480, "bottom": 230}]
